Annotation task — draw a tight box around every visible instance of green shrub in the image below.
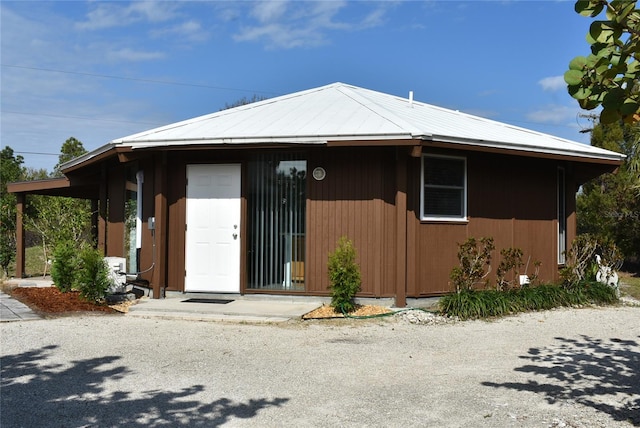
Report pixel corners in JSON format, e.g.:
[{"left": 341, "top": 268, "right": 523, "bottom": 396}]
[
  {"left": 449, "top": 237, "right": 495, "bottom": 292},
  {"left": 0, "top": 232, "right": 15, "bottom": 278},
  {"left": 51, "top": 240, "right": 78, "bottom": 292},
  {"left": 495, "top": 247, "right": 524, "bottom": 290},
  {"left": 578, "top": 280, "right": 619, "bottom": 305},
  {"left": 560, "top": 234, "right": 599, "bottom": 287},
  {"left": 76, "top": 247, "right": 111, "bottom": 302},
  {"left": 439, "top": 281, "right": 618, "bottom": 320},
  {"left": 328, "top": 236, "right": 362, "bottom": 313}
]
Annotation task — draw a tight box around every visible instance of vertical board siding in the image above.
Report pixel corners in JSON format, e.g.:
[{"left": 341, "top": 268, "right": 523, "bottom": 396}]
[
  {"left": 106, "top": 165, "right": 125, "bottom": 257},
  {"left": 140, "top": 147, "right": 574, "bottom": 297},
  {"left": 307, "top": 147, "right": 396, "bottom": 296},
  {"left": 166, "top": 161, "right": 187, "bottom": 291},
  {"left": 410, "top": 151, "right": 565, "bottom": 296}
]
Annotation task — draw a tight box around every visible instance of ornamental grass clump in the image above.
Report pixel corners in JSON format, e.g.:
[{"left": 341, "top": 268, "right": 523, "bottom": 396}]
[
  {"left": 328, "top": 236, "right": 361, "bottom": 313},
  {"left": 439, "top": 281, "right": 619, "bottom": 320}
]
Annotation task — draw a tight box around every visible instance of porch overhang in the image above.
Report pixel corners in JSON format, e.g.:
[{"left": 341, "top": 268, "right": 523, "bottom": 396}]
[{"left": 7, "top": 177, "right": 100, "bottom": 199}]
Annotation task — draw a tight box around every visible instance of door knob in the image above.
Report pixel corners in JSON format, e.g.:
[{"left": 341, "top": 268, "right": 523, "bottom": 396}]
[{"left": 233, "top": 233, "right": 238, "bottom": 240}]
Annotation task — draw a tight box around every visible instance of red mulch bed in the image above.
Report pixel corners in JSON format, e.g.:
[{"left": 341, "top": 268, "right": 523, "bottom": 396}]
[{"left": 9, "top": 287, "right": 117, "bottom": 314}]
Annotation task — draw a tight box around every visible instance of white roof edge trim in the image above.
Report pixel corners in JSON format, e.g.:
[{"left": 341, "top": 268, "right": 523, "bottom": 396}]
[
  {"left": 60, "top": 143, "right": 117, "bottom": 171},
  {"left": 424, "top": 135, "right": 627, "bottom": 161},
  {"left": 123, "top": 133, "right": 414, "bottom": 149}
]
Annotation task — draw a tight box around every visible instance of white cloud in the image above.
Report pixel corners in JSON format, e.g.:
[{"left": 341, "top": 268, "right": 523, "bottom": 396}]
[
  {"left": 0, "top": 3, "right": 172, "bottom": 171},
  {"left": 233, "top": 1, "right": 391, "bottom": 49},
  {"left": 151, "top": 20, "right": 209, "bottom": 43},
  {"left": 251, "top": 1, "right": 289, "bottom": 23},
  {"left": 75, "top": 2, "right": 178, "bottom": 30},
  {"left": 526, "top": 104, "right": 578, "bottom": 125},
  {"left": 538, "top": 76, "right": 566, "bottom": 92}
]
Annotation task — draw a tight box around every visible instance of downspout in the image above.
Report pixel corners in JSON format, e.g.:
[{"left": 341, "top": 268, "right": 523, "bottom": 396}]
[{"left": 136, "top": 170, "right": 144, "bottom": 263}]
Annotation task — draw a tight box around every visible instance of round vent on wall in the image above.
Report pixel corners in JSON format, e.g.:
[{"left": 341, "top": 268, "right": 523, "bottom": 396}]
[{"left": 312, "top": 167, "right": 326, "bottom": 181}]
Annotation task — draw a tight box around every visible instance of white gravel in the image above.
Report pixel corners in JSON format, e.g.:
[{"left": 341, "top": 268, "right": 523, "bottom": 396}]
[{"left": 1, "top": 305, "right": 639, "bottom": 427}]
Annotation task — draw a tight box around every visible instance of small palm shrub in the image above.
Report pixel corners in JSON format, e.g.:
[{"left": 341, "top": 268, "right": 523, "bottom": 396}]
[
  {"left": 51, "top": 240, "right": 78, "bottom": 292},
  {"left": 76, "top": 247, "right": 111, "bottom": 302},
  {"left": 328, "top": 236, "right": 361, "bottom": 313}
]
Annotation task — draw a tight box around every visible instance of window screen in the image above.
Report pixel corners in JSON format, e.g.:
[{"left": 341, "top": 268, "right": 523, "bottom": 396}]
[{"left": 422, "top": 155, "right": 466, "bottom": 219}]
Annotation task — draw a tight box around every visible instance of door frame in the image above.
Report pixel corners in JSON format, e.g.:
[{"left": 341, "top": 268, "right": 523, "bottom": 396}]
[{"left": 184, "top": 163, "right": 242, "bottom": 293}]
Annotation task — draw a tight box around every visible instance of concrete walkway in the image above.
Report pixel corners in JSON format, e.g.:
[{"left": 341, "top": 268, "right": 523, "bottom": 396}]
[
  {"left": 0, "top": 277, "right": 52, "bottom": 322},
  {"left": 0, "top": 277, "right": 324, "bottom": 323},
  {"left": 0, "top": 290, "right": 42, "bottom": 322},
  {"left": 127, "top": 293, "right": 324, "bottom": 323}
]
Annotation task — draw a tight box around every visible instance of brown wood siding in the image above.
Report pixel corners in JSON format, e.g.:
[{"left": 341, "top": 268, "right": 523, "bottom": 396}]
[
  {"left": 100, "top": 146, "right": 581, "bottom": 298},
  {"left": 166, "top": 162, "right": 187, "bottom": 291},
  {"left": 105, "top": 166, "right": 125, "bottom": 257},
  {"left": 163, "top": 151, "right": 246, "bottom": 292},
  {"left": 306, "top": 147, "right": 397, "bottom": 297},
  {"left": 410, "top": 151, "right": 566, "bottom": 296}
]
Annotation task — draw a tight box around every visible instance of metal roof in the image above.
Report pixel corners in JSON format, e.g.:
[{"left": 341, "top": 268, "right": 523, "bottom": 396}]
[{"left": 64, "top": 82, "right": 625, "bottom": 170}]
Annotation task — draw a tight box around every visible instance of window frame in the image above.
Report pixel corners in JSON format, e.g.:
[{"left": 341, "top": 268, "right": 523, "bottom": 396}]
[{"left": 420, "top": 154, "right": 468, "bottom": 222}]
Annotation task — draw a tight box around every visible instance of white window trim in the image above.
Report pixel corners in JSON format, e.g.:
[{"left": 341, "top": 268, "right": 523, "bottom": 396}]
[
  {"left": 557, "top": 167, "right": 566, "bottom": 265},
  {"left": 420, "top": 154, "right": 468, "bottom": 222}
]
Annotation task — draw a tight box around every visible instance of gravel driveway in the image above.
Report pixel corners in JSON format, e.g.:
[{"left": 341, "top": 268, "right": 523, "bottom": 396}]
[{"left": 1, "top": 305, "right": 639, "bottom": 427}]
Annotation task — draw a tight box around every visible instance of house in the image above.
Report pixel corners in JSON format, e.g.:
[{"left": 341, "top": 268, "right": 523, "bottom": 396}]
[{"left": 9, "top": 82, "right": 625, "bottom": 306}]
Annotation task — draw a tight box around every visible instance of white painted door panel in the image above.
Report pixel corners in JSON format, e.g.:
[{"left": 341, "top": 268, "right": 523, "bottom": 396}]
[{"left": 185, "top": 164, "right": 241, "bottom": 293}]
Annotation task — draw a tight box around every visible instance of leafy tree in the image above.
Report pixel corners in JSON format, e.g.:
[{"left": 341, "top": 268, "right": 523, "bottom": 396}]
[
  {"left": 24, "top": 138, "right": 92, "bottom": 274},
  {"left": 577, "top": 120, "right": 640, "bottom": 260},
  {"left": 53, "top": 137, "right": 86, "bottom": 177},
  {"left": 0, "top": 147, "right": 25, "bottom": 277},
  {"left": 220, "top": 94, "right": 268, "bottom": 111},
  {"left": 565, "top": 1, "right": 640, "bottom": 124}
]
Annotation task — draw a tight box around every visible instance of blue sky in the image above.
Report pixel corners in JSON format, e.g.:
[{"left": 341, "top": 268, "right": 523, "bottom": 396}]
[{"left": 2, "top": 1, "right": 597, "bottom": 172}]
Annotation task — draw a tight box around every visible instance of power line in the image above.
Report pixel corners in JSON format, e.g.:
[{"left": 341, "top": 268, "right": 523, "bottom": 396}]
[
  {"left": 2, "top": 110, "right": 164, "bottom": 126},
  {"left": 0, "top": 64, "right": 280, "bottom": 96}
]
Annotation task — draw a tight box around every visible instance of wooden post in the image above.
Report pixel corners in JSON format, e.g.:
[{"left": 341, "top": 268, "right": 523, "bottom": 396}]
[
  {"left": 15, "top": 193, "right": 25, "bottom": 278},
  {"left": 97, "top": 168, "right": 107, "bottom": 253},
  {"left": 395, "top": 148, "right": 408, "bottom": 308}
]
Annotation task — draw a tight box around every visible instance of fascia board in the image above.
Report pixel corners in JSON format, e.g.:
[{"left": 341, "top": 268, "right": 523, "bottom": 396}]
[
  {"left": 59, "top": 143, "right": 117, "bottom": 171},
  {"left": 423, "top": 135, "right": 627, "bottom": 163}
]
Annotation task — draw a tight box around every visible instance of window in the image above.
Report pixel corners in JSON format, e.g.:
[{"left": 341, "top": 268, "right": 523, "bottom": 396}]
[
  {"left": 247, "top": 153, "right": 306, "bottom": 290},
  {"left": 421, "top": 154, "right": 467, "bottom": 220},
  {"left": 557, "top": 167, "right": 566, "bottom": 265}
]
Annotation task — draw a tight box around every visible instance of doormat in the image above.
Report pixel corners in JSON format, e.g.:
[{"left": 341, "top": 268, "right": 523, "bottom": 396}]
[{"left": 182, "top": 298, "right": 234, "bottom": 304}]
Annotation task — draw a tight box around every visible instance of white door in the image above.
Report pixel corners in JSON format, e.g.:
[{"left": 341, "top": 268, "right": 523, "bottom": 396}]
[{"left": 185, "top": 164, "right": 241, "bottom": 293}]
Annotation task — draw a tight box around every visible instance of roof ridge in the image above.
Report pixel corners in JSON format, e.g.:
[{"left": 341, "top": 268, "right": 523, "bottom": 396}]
[
  {"left": 335, "top": 84, "right": 426, "bottom": 137},
  {"left": 111, "top": 83, "right": 349, "bottom": 144}
]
